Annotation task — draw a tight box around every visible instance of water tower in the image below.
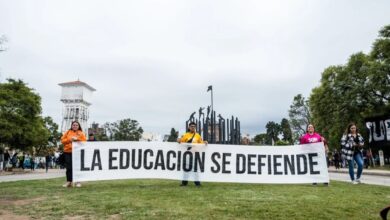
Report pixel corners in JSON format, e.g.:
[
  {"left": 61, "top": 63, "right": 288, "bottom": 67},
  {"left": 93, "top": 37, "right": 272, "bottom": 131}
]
[{"left": 59, "top": 80, "right": 96, "bottom": 134}]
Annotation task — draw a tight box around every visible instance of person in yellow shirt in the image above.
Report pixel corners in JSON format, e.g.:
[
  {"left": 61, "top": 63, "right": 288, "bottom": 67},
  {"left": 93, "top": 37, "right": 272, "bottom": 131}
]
[
  {"left": 60, "top": 121, "right": 86, "bottom": 188},
  {"left": 177, "top": 122, "right": 207, "bottom": 186}
]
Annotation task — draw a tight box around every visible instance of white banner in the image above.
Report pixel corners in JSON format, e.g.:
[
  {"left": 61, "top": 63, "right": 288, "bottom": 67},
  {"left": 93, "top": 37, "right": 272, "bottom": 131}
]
[{"left": 72, "top": 142, "right": 329, "bottom": 184}]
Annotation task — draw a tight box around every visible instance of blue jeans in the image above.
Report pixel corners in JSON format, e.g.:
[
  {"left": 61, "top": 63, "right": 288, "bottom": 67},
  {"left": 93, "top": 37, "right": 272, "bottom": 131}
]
[{"left": 347, "top": 153, "right": 363, "bottom": 181}]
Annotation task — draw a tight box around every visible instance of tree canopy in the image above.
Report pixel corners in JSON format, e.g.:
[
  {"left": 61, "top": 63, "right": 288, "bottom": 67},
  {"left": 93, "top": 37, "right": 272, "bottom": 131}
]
[
  {"left": 288, "top": 94, "right": 311, "bottom": 143},
  {"left": 167, "top": 128, "right": 178, "bottom": 142},
  {"left": 103, "top": 118, "right": 144, "bottom": 141},
  {"left": 0, "top": 79, "right": 59, "bottom": 154},
  {"left": 309, "top": 24, "right": 390, "bottom": 149}
]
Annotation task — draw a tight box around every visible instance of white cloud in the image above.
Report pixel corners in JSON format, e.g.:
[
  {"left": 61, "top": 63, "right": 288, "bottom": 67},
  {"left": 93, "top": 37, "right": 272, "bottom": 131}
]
[{"left": 1, "top": 0, "right": 389, "bottom": 136}]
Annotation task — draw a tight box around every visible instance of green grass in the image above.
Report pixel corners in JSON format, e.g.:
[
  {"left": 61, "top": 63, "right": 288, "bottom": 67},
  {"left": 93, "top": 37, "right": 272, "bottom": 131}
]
[{"left": 0, "top": 178, "right": 389, "bottom": 219}]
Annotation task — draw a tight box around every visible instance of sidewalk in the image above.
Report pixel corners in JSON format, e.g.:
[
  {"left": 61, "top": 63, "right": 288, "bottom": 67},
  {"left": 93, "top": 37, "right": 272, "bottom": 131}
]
[
  {"left": 0, "top": 168, "right": 65, "bottom": 183},
  {"left": 328, "top": 166, "right": 390, "bottom": 177}
]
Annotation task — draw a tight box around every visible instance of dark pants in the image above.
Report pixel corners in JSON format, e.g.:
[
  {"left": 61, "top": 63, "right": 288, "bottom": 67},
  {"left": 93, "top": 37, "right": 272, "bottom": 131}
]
[
  {"left": 64, "top": 153, "right": 73, "bottom": 182},
  {"left": 46, "top": 162, "right": 49, "bottom": 172},
  {"left": 334, "top": 159, "right": 340, "bottom": 169},
  {"left": 181, "top": 180, "right": 201, "bottom": 186},
  {"left": 3, "top": 160, "right": 8, "bottom": 170}
]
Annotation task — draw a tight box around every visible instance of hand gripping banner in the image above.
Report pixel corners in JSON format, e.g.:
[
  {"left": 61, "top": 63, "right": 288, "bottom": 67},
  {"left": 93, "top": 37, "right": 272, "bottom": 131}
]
[{"left": 72, "top": 141, "right": 329, "bottom": 184}]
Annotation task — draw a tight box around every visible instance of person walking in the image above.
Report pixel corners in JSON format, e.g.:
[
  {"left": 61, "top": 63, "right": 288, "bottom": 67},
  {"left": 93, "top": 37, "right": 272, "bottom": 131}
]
[
  {"left": 3, "top": 150, "right": 10, "bottom": 171},
  {"left": 341, "top": 123, "right": 364, "bottom": 184},
  {"left": 19, "top": 153, "right": 25, "bottom": 170},
  {"left": 333, "top": 149, "right": 341, "bottom": 170},
  {"left": 30, "top": 154, "right": 35, "bottom": 171},
  {"left": 300, "top": 124, "right": 328, "bottom": 186},
  {"left": 61, "top": 121, "right": 86, "bottom": 187},
  {"left": 45, "top": 153, "right": 52, "bottom": 173},
  {"left": 177, "top": 122, "right": 207, "bottom": 187}
]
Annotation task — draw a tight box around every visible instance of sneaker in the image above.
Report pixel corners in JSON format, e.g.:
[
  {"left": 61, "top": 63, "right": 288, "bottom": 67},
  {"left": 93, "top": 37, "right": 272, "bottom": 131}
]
[
  {"left": 62, "top": 182, "right": 72, "bottom": 188},
  {"left": 352, "top": 180, "right": 358, "bottom": 185},
  {"left": 355, "top": 179, "right": 361, "bottom": 184},
  {"left": 75, "top": 182, "right": 82, "bottom": 188}
]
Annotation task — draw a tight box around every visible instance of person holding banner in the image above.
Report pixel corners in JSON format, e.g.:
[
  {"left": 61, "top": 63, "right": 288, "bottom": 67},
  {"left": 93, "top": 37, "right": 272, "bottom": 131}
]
[
  {"left": 177, "top": 122, "right": 207, "bottom": 186},
  {"left": 341, "top": 123, "right": 364, "bottom": 184},
  {"left": 61, "top": 121, "right": 86, "bottom": 187},
  {"left": 300, "top": 124, "right": 328, "bottom": 186},
  {"left": 300, "top": 124, "right": 325, "bottom": 145}
]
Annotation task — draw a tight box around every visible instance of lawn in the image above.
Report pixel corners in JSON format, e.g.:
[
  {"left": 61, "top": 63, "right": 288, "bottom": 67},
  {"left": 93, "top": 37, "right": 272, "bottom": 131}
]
[{"left": 0, "top": 178, "right": 389, "bottom": 220}]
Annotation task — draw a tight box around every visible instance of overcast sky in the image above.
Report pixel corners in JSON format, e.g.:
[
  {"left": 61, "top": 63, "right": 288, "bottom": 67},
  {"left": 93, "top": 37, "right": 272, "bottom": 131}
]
[{"left": 0, "top": 0, "right": 389, "bottom": 136}]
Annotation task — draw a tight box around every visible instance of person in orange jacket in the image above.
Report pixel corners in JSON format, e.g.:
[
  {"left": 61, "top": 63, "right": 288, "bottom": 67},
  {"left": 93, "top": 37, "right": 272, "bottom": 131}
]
[{"left": 61, "top": 121, "right": 86, "bottom": 187}]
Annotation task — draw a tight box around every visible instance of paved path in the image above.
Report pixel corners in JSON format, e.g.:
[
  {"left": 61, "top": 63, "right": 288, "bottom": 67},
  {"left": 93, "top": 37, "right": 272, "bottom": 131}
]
[
  {"left": 329, "top": 172, "right": 390, "bottom": 186},
  {"left": 328, "top": 167, "right": 390, "bottom": 186},
  {"left": 0, "top": 169, "right": 65, "bottom": 183},
  {"left": 1, "top": 168, "right": 389, "bottom": 186},
  {"left": 328, "top": 167, "right": 390, "bottom": 176}
]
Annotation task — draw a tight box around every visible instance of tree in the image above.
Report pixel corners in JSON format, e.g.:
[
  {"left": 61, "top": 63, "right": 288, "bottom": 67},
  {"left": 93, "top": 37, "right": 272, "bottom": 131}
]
[
  {"left": 288, "top": 94, "right": 311, "bottom": 143},
  {"left": 102, "top": 122, "right": 114, "bottom": 141},
  {"left": 309, "top": 25, "right": 390, "bottom": 150},
  {"left": 280, "top": 118, "right": 293, "bottom": 144},
  {"left": 33, "top": 116, "right": 61, "bottom": 155},
  {"left": 275, "top": 140, "right": 290, "bottom": 146},
  {"left": 0, "top": 79, "right": 45, "bottom": 151},
  {"left": 109, "top": 118, "right": 143, "bottom": 141},
  {"left": 371, "top": 24, "right": 390, "bottom": 64},
  {"left": 31, "top": 117, "right": 50, "bottom": 155},
  {"left": 167, "top": 128, "right": 178, "bottom": 142},
  {"left": 265, "top": 121, "right": 281, "bottom": 145},
  {"left": 253, "top": 133, "right": 269, "bottom": 145},
  {"left": 43, "top": 116, "right": 61, "bottom": 147}
]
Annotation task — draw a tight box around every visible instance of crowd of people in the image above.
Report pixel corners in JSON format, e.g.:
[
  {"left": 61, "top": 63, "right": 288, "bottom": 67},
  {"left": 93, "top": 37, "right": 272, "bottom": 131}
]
[
  {"left": 1, "top": 150, "right": 65, "bottom": 172},
  {"left": 329, "top": 148, "right": 378, "bottom": 170}
]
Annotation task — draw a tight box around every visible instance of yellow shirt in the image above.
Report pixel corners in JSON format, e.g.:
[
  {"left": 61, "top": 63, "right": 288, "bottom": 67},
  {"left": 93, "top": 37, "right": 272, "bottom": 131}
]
[{"left": 179, "top": 132, "right": 204, "bottom": 144}]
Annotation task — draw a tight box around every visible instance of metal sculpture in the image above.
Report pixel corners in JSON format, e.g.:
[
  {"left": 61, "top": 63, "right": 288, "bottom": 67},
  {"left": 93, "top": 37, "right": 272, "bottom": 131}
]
[{"left": 185, "top": 108, "right": 241, "bottom": 145}]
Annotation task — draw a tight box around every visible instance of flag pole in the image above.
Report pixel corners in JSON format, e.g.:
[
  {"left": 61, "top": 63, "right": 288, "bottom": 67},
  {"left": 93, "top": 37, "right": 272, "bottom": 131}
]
[{"left": 211, "top": 87, "right": 213, "bottom": 115}]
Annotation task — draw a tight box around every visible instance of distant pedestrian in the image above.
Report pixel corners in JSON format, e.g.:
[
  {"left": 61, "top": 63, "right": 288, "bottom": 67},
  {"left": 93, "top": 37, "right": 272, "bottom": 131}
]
[
  {"left": 3, "top": 150, "right": 10, "bottom": 171},
  {"left": 367, "top": 148, "right": 374, "bottom": 168},
  {"left": 362, "top": 149, "right": 369, "bottom": 169},
  {"left": 45, "top": 154, "right": 51, "bottom": 173},
  {"left": 333, "top": 150, "right": 341, "bottom": 170},
  {"left": 341, "top": 123, "right": 364, "bottom": 184},
  {"left": 11, "top": 152, "right": 18, "bottom": 168},
  {"left": 30, "top": 155, "right": 35, "bottom": 171},
  {"left": 88, "top": 133, "right": 96, "bottom": 141},
  {"left": 61, "top": 121, "right": 86, "bottom": 187},
  {"left": 19, "top": 153, "right": 25, "bottom": 169}
]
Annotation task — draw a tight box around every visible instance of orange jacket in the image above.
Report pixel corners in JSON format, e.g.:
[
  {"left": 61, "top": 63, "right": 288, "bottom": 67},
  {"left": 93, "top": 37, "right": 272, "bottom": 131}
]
[{"left": 61, "top": 130, "right": 87, "bottom": 153}]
